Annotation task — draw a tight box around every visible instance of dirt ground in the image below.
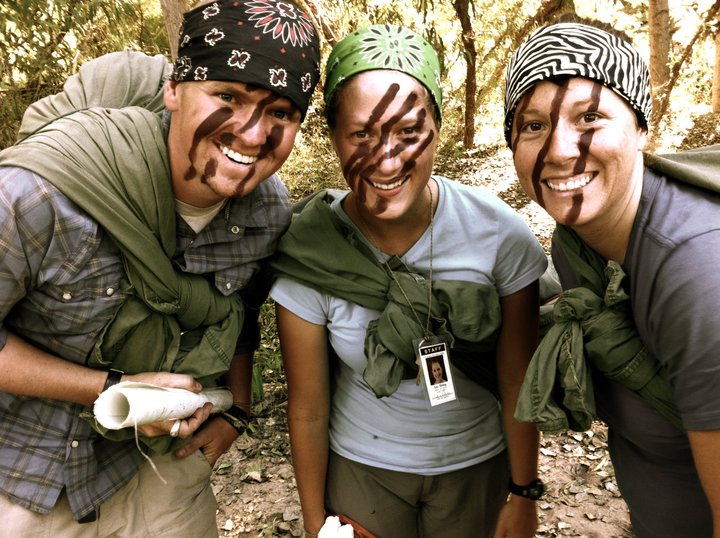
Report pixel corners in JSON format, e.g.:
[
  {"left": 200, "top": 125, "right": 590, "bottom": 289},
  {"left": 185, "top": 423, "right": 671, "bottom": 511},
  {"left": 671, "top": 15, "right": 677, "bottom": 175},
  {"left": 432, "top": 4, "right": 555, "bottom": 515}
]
[
  {"left": 209, "top": 146, "right": 645, "bottom": 537},
  {"left": 211, "top": 381, "right": 633, "bottom": 538}
]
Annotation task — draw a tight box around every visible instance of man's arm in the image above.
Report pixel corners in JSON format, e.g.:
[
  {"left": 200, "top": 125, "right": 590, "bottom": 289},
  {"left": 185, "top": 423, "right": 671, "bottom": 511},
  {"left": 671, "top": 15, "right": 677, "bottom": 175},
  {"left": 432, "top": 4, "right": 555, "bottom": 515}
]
[{"left": 0, "top": 331, "right": 211, "bottom": 436}]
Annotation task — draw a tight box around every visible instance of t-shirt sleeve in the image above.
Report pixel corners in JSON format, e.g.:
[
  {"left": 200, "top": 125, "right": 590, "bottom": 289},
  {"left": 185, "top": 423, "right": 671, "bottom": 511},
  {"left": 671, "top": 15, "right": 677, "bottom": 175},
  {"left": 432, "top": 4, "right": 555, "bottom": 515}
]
[
  {"left": 270, "top": 277, "right": 329, "bottom": 326},
  {"left": 648, "top": 231, "right": 720, "bottom": 430},
  {"left": 492, "top": 203, "right": 548, "bottom": 297}
]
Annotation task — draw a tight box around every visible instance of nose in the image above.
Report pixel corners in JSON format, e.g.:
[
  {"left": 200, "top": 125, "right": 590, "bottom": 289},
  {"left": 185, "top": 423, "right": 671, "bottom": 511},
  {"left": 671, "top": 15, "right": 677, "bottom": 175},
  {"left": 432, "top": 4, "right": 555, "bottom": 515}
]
[
  {"left": 372, "top": 139, "right": 405, "bottom": 177},
  {"left": 234, "top": 110, "right": 270, "bottom": 148},
  {"left": 544, "top": 120, "right": 582, "bottom": 165}
]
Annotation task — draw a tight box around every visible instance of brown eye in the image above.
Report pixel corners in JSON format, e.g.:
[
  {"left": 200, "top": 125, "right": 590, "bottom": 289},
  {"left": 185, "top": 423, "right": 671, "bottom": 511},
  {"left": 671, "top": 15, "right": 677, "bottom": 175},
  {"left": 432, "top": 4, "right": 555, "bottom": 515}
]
[
  {"left": 522, "top": 121, "right": 542, "bottom": 132},
  {"left": 583, "top": 112, "right": 599, "bottom": 123}
]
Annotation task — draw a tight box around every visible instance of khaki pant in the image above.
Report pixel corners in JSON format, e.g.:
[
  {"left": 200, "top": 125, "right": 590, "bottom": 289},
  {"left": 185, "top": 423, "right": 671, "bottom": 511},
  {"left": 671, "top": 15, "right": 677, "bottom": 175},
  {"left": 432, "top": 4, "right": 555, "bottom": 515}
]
[
  {"left": 0, "top": 450, "right": 218, "bottom": 538},
  {"left": 325, "top": 450, "right": 510, "bottom": 538}
]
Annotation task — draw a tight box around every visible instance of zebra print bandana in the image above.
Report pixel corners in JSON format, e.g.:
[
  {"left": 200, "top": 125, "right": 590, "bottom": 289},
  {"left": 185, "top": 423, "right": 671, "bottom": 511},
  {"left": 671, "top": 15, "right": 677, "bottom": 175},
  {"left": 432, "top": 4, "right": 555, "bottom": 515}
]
[
  {"left": 172, "top": 0, "right": 320, "bottom": 118},
  {"left": 503, "top": 22, "right": 651, "bottom": 146}
]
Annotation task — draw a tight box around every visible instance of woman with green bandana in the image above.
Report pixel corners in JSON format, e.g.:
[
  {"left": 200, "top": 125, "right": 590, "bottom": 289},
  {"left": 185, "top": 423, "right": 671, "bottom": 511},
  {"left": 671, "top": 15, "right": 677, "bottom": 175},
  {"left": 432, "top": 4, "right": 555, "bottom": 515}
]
[{"left": 271, "top": 24, "right": 547, "bottom": 537}]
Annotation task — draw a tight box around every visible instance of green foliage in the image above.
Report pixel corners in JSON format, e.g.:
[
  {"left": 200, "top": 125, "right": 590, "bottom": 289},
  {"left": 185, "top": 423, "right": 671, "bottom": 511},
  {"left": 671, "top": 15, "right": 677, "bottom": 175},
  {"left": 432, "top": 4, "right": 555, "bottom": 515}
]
[
  {"left": 0, "top": 0, "right": 169, "bottom": 148},
  {"left": 280, "top": 99, "right": 346, "bottom": 200}
]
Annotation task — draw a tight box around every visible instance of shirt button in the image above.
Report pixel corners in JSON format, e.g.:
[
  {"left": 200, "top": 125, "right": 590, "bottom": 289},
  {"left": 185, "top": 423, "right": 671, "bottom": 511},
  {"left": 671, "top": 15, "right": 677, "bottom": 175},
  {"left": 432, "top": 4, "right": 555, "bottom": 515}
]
[
  {"left": 71, "top": 440, "right": 79, "bottom": 448},
  {"left": 225, "top": 282, "right": 232, "bottom": 290},
  {"left": 106, "top": 287, "right": 115, "bottom": 296},
  {"left": 231, "top": 226, "right": 240, "bottom": 234},
  {"left": 62, "top": 292, "right": 72, "bottom": 301}
]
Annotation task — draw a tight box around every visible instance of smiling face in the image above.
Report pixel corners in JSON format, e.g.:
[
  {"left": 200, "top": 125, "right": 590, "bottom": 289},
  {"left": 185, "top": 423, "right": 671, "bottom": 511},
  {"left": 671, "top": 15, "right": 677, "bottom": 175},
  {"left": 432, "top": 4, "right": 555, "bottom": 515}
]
[
  {"left": 165, "top": 79, "right": 301, "bottom": 207},
  {"left": 511, "top": 77, "right": 647, "bottom": 233},
  {"left": 331, "top": 70, "right": 438, "bottom": 224},
  {"left": 431, "top": 360, "right": 443, "bottom": 383}
]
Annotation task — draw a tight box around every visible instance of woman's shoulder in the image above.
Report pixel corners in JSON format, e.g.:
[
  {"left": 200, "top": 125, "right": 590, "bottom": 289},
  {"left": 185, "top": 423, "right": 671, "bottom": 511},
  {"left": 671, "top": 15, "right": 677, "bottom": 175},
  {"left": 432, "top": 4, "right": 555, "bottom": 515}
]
[{"left": 435, "top": 175, "right": 523, "bottom": 221}]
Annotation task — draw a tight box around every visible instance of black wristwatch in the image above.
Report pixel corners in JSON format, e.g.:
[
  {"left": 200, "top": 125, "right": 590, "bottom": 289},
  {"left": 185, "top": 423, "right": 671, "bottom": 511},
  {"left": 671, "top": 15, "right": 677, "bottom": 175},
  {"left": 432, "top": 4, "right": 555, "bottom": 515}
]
[
  {"left": 102, "top": 368, "right": 124, "bottom": 392},
  {"left": 508, "top": 478, "right": 545, "bottom": 500},
  {"left": 220, "top": 405, "right": 251, "bottom": 435}
]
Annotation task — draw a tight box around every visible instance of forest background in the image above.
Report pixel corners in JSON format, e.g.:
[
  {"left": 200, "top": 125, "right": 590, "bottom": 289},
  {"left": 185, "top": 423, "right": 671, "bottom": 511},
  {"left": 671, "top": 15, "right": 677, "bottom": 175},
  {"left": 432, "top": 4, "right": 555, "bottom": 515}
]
[{"left": 2, "top": 1, "right": 720, "bottom": 536}]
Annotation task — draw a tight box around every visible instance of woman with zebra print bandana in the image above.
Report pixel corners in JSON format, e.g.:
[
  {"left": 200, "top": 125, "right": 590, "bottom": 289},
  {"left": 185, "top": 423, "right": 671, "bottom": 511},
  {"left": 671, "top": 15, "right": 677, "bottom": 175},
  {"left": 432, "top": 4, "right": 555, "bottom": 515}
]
[{"left": 505, "top": 18, "right": 720, "bottom": 538}]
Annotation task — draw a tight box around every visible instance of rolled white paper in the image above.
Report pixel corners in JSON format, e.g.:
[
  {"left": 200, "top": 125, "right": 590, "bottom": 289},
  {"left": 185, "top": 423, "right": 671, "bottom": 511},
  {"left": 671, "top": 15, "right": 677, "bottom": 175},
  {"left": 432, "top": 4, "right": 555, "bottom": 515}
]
[{"left": 93, "top": 381, "right": 233, "bottom": 429}]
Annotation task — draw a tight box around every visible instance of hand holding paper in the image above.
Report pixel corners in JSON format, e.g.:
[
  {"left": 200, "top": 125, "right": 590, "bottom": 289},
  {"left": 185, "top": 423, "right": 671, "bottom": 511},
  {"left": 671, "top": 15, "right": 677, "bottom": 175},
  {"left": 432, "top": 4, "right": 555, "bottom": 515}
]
[{"left": 93, "top": 381, "right": 233, "bottom": 430}]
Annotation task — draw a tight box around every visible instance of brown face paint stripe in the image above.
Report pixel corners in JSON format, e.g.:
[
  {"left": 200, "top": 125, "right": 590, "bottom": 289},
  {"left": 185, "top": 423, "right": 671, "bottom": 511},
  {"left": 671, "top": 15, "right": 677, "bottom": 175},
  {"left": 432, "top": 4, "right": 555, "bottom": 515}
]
[
  {"left": 530, "top": 80, "right": 570, "bottom": 207},
  {"left": 348, "top": 91, "right": 420, "bottom": 189},
  {"left": 239, "top": 93, "right": 281, "bottom": 134},
  {"left": 565, "top": 81, "right": 602, "bottom": 224},
  {"left": 185, "top": 107, "right": 234, "bottom": 181},
  {"left": 343, "top": 84, "right": 400, "bottom": 183}
]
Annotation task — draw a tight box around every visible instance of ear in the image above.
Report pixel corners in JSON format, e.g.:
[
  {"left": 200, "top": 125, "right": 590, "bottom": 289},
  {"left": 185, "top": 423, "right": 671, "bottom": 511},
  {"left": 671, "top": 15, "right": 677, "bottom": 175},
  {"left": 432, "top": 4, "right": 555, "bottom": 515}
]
[
  {"left": 638, "top": 126, "right": 648, "bottom": 151},
  {"left": 164, "top": 80, "right": 181, "bottom": 112}
]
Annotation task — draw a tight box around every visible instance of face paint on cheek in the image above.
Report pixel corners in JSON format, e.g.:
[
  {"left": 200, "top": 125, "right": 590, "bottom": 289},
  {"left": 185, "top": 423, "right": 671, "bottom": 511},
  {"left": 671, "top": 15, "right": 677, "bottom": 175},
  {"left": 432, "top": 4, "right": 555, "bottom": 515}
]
[
  {"left": 184, "top": 107, "right": 234, "bottom": 181},
  {"left": 201, "top": 158, "right": 217, "bottom": 183},
  {"left": 565, "top": 82, "right": 602, "bottom": 224},
  {"left": 343, "top": 85, "right": 400, "bottom": 190},
  {"left": 530, "top": 81, "right": 570, "bottom": 208},
  {"left": 349, "top": 90, "right": 421, "bottom": 197},
  {"left": 230, "top": 124, "right": 285, "bottom": 198},
  {"left": 239, "top": 94, "right": 281, "bottom": 134},
  {"left": 399, "top": 129, "right": 435, "bottom": 177}
]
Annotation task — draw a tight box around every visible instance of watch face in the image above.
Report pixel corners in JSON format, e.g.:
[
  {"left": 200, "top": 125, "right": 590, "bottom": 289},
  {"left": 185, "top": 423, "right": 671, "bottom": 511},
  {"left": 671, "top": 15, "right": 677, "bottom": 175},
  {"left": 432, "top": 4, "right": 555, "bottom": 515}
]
[
  {"left": 528, "top": 485, "right": 544, "bottom": 499},
  {"left": 509, "top": 478, "right": 545, "bottom": 499}
]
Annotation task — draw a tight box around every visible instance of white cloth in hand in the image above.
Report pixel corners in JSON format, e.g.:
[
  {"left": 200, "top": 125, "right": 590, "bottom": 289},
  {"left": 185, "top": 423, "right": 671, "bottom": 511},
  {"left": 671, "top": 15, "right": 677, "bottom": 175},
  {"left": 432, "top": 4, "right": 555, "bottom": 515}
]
[{"left": 318, "top": 515, "right": 354, "bottom": 537}]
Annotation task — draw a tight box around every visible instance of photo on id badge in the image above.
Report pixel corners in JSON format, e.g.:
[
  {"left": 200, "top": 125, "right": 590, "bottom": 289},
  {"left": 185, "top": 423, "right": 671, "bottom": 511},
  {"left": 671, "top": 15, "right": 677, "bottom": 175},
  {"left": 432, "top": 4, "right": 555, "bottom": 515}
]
[{"left": 418, "top": 337, "right": 457, "bottom": 406}]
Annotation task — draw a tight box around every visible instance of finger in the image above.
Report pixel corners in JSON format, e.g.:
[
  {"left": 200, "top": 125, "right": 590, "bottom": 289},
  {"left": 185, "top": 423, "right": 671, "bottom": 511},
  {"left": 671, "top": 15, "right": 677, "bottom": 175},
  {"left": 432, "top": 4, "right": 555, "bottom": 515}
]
[
  {"left": 183, "top": 404, "right": 213, "bottom": 434},
  {"left": 175, "top": 435, "right": 201, "bottom": 459}
]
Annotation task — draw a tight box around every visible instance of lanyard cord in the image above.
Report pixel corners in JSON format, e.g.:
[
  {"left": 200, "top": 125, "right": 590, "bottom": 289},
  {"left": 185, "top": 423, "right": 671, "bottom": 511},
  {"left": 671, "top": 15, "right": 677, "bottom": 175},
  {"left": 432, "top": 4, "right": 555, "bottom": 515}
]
[{"left": 355, "top": 183, "right": 434, "bottom": 339}]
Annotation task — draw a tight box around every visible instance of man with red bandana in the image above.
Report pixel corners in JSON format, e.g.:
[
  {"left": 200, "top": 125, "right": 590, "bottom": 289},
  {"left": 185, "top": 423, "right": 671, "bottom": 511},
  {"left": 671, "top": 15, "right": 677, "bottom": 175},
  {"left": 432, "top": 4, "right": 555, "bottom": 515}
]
[{"left": 0, "top": 0, "right": 319, "bottom": 535}]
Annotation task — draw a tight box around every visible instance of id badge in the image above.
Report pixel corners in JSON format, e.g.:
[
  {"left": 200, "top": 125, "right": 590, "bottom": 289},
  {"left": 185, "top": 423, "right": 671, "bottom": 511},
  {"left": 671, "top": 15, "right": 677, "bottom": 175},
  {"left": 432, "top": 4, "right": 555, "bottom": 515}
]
[{"left": 414, "top": 335, "right": 457, "bottom": 406}]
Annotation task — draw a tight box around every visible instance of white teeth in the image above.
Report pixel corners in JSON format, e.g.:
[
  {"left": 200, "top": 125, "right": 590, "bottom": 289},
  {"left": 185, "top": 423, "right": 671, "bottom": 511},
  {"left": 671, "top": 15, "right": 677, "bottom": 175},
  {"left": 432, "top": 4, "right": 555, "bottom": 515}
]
[
  {"left": 371, "top": 177, "right": 407, "bottom": 190},
  {"left": 546, "top": 173, "right": 593, "bottom": 192},
  {"left": 221, "top": 145, "right": 257, "bottom": 165}
]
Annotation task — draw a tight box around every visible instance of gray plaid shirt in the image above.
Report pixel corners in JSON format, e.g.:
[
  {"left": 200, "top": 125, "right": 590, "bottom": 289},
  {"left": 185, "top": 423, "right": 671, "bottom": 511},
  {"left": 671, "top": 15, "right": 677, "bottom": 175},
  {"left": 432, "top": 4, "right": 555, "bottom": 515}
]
[{"left": 0, "top": 166, "right": 291, "bottom": 520}]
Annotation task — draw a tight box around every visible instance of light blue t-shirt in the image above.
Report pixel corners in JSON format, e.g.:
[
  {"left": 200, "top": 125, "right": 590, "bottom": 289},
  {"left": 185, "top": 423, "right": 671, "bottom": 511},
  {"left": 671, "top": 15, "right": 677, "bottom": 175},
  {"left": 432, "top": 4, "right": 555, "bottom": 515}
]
[{"left": 271, "top": 176, "right": 547, "bottom": 475}]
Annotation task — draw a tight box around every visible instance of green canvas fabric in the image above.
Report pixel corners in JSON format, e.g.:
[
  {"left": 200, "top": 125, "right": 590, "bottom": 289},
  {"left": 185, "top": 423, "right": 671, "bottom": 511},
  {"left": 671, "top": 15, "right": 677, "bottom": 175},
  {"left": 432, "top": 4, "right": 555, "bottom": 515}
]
[
  {"left": 271, "top": 189, "right": 501, "bottom": 397},
  {"left": 516, "top": 227, "right": 679, "bottom": 432}
]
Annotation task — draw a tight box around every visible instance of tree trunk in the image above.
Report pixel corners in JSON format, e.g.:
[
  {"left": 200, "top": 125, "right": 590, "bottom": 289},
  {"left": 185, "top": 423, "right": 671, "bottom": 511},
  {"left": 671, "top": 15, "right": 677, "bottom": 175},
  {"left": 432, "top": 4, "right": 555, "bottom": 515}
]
[
  {"left": 160, "top": 0, "right": 192, "bottom": 60},
  {"left": 654, "top": 1, "right": 720, "bottom": 122},
  {"left": 453, "top": 0, "right": 477, "bottom": 150},
  {"left": 475, "top": 0, "right": 569, "bottom": 110},
  {"left": 713, "top": 32, "right": 720, "bottom": 112},
  {"left": 648, "top": 0, "right": 670, "bottom": 128},
  {"left": 299, "top": 0, "right": 339, "bottom": 48}
]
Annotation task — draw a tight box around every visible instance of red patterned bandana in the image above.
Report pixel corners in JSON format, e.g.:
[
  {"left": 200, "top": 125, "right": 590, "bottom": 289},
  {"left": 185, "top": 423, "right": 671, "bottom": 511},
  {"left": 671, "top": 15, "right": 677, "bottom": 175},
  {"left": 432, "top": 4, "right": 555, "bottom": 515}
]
[{"left": 172, "top": 0, "right": 320, "bottom": 118}]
